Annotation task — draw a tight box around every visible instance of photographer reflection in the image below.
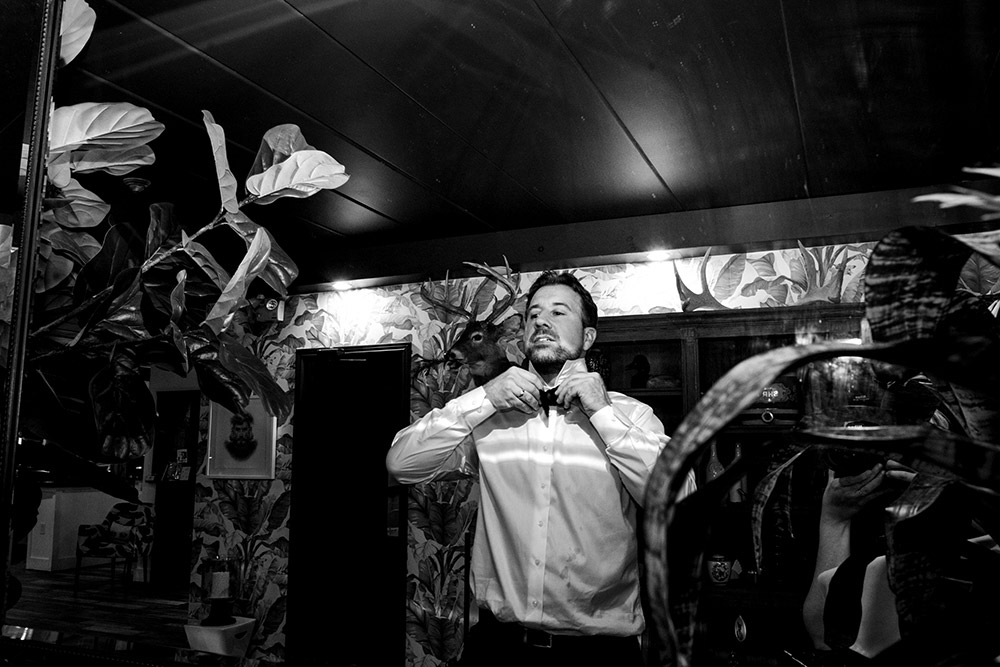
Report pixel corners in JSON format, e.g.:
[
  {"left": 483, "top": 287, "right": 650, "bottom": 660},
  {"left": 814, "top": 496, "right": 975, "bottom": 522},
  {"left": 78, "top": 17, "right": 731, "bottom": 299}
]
[{"left": 802, "top": 454, "right": 916, "bottom": 657}]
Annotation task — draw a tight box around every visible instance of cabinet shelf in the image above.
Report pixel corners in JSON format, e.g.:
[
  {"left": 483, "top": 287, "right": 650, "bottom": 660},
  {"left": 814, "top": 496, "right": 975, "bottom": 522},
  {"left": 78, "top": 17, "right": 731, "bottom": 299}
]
[{"left": 613, "top": 387, "right": 682, "bottom": 397}]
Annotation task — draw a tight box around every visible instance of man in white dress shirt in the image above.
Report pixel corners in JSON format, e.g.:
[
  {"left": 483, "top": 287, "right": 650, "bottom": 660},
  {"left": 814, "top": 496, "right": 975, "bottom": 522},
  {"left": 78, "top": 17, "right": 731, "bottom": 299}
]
[{"left": 387, "top": 271, "right": 672, "bottom": 666}]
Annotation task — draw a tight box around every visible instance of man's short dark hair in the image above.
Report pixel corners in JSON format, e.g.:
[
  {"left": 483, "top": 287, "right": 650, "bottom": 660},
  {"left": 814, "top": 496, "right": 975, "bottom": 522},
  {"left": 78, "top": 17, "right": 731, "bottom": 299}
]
[
  {"left": 231, "top": 411, "right": 253, "bottom": 427},
  {"left": 525, "top": 271, "right": 598, "bottom": 329}
]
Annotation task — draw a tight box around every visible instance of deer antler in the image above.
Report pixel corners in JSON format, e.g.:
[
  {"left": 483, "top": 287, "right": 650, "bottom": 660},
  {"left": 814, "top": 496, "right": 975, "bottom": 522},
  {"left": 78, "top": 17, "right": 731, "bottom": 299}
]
[
  {"left": 420, "top": 271, "right": 473, "bottom": 322},
  {"left": 463, "top": 255, "right": 520, "bottom": 324},
  {"left": 675, "top": 249, "right": 726, "bottom": 311}
]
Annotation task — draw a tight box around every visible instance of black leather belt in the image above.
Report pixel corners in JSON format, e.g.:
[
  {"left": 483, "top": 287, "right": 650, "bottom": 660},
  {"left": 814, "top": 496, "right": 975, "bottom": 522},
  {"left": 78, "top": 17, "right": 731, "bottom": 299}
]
[
  {"left": 522, "top": 627, "right": 556, "bottom": 648},
  {"left": 477, "top": 610, "right": 637, "bottom": 652},
  {"left": 517, "top": 624, "right": 635, "bottom": 650}
]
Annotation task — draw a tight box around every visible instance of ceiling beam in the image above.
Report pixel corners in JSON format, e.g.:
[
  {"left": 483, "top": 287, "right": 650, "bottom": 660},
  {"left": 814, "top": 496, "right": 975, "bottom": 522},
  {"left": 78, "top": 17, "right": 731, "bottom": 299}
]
[{"left": 293, "top": 179, "right": 998, "bottom": 293}]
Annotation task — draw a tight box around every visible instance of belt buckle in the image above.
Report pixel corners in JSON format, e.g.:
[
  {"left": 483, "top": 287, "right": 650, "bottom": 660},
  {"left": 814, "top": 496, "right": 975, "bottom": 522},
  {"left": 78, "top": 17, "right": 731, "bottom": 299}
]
[{"left": 523, "top": 628, "right": 553, "bottom": 649}]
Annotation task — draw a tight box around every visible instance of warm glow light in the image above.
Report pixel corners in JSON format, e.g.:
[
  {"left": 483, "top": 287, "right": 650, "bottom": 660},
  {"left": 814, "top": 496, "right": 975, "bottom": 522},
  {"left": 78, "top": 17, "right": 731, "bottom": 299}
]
[
  {"left": 331, "top": 281, "right": 352, "bottom": 291},
  {"left": 616, "top": 262, "right": 676, "bottom": 311},
  {"left": 646, "top": 249, "right": 670, "bottom": 262}
]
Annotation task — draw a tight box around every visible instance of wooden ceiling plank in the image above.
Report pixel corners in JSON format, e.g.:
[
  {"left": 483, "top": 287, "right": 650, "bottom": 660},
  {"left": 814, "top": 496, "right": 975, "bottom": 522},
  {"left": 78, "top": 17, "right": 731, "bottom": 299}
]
[
  {"left": 289, "top": 0, "right": 680, "bottom": 220},
  {"left": 107, "top": 0, "right": 558, "bottom": 229},
  {"left": 535, "top": 0, "right": 809, "bottom": 210}
]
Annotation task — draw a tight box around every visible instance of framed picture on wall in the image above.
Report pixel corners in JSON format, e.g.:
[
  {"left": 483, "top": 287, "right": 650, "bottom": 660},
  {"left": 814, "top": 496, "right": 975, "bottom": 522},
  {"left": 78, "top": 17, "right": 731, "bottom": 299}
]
[{"left": 207, "top": 396, "right": 277, "bottom": 479}]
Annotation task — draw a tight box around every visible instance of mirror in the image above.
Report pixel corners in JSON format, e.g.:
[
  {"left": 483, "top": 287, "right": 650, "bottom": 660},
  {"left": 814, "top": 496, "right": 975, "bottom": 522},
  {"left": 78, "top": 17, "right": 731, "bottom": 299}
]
[
  {"left": 3, "top": 2, "right": 998, "bottom": 666},
  {"left": 0, "top": 2, "right": 277, "bottom": 664},
  {"left": 0, "top": 3, "right": 194, "bottom": 664}
]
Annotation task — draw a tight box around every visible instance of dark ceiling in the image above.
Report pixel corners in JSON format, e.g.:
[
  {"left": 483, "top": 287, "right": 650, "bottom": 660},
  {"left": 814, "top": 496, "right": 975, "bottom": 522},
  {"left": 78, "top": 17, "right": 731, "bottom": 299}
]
[{"left": 52, "top": 0, "right": 1000, "bottom": 291}]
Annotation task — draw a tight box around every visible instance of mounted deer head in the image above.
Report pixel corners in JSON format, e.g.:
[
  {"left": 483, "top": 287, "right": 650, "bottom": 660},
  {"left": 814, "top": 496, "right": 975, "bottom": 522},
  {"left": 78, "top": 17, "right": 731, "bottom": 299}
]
[{"left": 419, "top": 257, "right": 523, "bottom": 386}]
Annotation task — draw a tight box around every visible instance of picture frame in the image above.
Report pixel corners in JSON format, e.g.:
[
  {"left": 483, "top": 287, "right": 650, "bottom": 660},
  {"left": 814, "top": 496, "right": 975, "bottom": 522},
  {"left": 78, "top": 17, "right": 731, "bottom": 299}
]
[{"left": 207, "top": 396, "right": 277, "bottom": 479}]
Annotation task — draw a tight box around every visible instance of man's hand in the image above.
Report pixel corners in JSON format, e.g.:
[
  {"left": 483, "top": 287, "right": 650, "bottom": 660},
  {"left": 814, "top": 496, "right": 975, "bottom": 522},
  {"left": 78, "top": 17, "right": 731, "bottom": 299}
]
[
  {"left": 554, "top": 370, "right": 611, "bottom": 417},
  {"left": 483, "top": 367, "right": 546, "bottom": 413},
  {"left": 821, "top": 459, "right": 916, "bottom": 524}
]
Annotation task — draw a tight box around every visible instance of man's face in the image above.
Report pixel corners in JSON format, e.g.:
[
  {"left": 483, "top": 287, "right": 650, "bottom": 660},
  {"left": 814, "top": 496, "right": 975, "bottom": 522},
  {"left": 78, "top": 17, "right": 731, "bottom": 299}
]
[
  {"left": 231, "top": 420, "right": 253, "bottom": 442},
  {"left": 524, "top": 284, "right": 596, "bottom": 369}
]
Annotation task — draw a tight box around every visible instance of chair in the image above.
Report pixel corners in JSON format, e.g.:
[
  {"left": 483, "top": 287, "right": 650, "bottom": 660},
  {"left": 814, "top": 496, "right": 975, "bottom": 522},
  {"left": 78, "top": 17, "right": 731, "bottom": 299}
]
[{"left": 75, "top": 501, "right": 154, "bottom": 591}]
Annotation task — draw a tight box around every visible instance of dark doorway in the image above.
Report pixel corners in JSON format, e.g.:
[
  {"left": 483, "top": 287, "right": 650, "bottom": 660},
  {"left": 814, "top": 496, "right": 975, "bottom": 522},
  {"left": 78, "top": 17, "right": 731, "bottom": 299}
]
[{"left": 289, "top": 344, "right": 410, "bottom": 666}]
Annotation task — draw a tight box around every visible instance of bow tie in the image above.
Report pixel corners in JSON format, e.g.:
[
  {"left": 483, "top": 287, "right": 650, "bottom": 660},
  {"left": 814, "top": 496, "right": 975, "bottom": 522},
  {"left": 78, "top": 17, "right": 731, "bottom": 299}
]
[{"left": 540, "top": 388, "right": 559, "bottom": 411}]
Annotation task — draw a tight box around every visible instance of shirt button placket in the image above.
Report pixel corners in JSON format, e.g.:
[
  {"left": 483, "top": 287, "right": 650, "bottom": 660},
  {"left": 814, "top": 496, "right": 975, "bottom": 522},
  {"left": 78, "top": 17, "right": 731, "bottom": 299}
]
[{"left": 527, "top": 424, "right": 554, "bottom": 624}]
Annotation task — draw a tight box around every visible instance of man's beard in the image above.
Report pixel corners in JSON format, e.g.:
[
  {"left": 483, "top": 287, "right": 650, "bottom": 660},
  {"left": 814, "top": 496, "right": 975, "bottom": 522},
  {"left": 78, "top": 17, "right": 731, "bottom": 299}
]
[
  {"left": 528, "top": 339, "right": 583, "bottom": 375},
  {"left": 226, "top": 434, "right": 258, "bottom": 460}
]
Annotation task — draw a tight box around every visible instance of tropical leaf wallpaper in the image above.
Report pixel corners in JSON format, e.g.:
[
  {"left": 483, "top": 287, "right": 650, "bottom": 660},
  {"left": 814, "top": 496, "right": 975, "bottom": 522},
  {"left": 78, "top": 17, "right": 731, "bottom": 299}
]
[{"left": 186, "top": 241, "right": 873, "bottom": 663}]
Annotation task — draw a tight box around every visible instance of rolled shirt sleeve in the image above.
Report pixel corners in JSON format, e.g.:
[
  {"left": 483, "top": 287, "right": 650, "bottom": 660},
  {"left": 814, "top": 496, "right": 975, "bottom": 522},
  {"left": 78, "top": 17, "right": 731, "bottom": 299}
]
[
  {"left": 386, "top": 386, "right": 496, "bottom": 484},
  {"left": 588, "top": 399, "right": 667, "bottom": 507}
]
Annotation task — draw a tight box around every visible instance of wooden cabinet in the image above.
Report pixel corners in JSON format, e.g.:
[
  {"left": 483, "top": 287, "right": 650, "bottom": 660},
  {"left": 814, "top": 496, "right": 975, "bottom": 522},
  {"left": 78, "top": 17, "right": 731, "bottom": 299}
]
[
  {"left": 594, "top": 303, "right": 865, "bottom": 666},
  {"left": 594, "top": 303, "right": 865, "bottom": 434}
]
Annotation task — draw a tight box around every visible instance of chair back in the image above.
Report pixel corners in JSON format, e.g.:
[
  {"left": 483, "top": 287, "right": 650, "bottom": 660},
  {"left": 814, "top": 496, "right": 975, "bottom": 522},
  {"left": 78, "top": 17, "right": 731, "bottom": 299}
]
[{"left": 107, "top": 502, "right": 155, "bottom": 554}]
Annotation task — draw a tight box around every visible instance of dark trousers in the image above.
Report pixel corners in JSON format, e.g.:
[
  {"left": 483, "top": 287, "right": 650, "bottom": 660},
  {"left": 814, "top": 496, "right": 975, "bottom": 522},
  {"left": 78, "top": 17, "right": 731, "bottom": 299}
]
[{"left": 457, "top": 610, "right": 644, "bottom": 667}]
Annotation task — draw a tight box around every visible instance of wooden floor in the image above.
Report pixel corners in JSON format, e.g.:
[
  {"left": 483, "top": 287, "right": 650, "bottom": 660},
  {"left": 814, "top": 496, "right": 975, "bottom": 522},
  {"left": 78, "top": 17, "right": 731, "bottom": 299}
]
[{"left": 4, "top": 558, "right": 190, "bottom": 651}]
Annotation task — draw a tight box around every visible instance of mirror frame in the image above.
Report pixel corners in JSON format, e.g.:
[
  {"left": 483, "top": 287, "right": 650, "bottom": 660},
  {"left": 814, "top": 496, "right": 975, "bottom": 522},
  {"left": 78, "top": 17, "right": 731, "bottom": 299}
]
[
  {"left": 1, "top": 0, "right": 61, "bottom": 616},
  {"left": 0, "top": 3, "right": 253, "bottom": 665}
]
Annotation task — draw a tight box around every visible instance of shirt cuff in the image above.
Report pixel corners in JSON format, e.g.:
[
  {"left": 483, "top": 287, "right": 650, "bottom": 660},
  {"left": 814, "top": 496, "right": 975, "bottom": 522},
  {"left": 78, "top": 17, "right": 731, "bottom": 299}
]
[
  {"left": 452, "top": 385, "right": 497, "bottom": 426},
  {"left": 588, "top": 404, "right": 631, "bottom": 442}
]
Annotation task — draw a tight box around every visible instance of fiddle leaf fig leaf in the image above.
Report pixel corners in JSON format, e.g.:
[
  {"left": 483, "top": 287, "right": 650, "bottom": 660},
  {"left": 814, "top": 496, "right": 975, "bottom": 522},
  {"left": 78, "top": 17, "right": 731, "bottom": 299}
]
[
  {"left": 142, "top": 251, "right": 221, "bottom": 331},
  {"left": 203, "top": 229, "right": 271, "bottom": 335},
  {"left": 59, "top": 0, "right": 96, "bottom": 66},
  {"left": 165, "top": 321, "right": 189, "bottom": 374},
  {"left": 47, "top": 151, "right": 72, "bottom": 188},
  {"left": 88, "top": 267, "right": 148, "bottom": 342},
  {"left": 40, "top": 223, "right": 101, "bottom": 272},
  {"left": 202, "top": 110, "right": 240, "bottom": 213},
  {"left": 221, "top": 211, "right": 299, "bottom": 294},
  {"left": 34, "top": 241, "right": 74, "bottom": 294},
  {"left": 69, "top": 145, "right": 155, "bottom": 176},
  {"left": 89, "top": 350, "right": 155, "bottom": 459},
  {"left": 913, "top": 191, "right": 998, "bottom": 209},
  {"left": 145, "top": 203, "right": 179, "bottom": 261},
  {"left": 953, "top": 228, "right": 1000, "bottom": 265},
  {"left": 50, "top": 102, "right": 164, "bottom": 155},
  {"left": 0, "top": 225, "right": 13, "bottom": 270},
  {"left": 170, "top": 269, "right": 187, "bottom": 325},
  {"left": 248, "top": 124, "right": 314, "bottom": 178},
  {"left": 42, "top": 178, "right": 109, "bottom": 228},
  {"left": 959, "top": 253, "right": 1000, "bottom": 295},
  {"left": 181, "top": 231, "right": 232, "bottom": 291},
  {"left": 218, "top": 332, "right": 292, "bottom": 425},
  {"left": 246, "top": 150, "right": 349, "bottom": 205},
  {"left": 189, "top": 330, "right": 252, "bottom": 416},
  {"left": 75, "top": 223, "right": 145, "bottom": 301},
  {"left": 963, "top": 167, "right": 1000, "bottom": 180}
]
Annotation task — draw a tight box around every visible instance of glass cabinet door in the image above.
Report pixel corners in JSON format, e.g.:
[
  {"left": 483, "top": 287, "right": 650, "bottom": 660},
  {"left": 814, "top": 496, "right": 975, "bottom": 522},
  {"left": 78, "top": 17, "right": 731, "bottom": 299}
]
[{"left": 589, "top": 339, "right": 685, "bottom": 434}]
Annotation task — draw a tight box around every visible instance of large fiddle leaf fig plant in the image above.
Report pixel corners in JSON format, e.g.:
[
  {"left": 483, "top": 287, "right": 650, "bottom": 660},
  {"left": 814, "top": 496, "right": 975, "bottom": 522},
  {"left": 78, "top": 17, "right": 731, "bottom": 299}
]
[
  {"left": 2, "top": 0, "right": 349, "bottom": 495},
  {"left": 644, "top": 217, "right": 1000, "bottom": 666}
]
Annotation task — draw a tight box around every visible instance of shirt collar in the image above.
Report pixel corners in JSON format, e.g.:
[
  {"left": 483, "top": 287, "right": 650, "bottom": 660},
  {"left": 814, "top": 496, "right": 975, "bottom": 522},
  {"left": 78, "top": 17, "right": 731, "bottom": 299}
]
[{"left": 527, "top": 357, "right": 588, "bottom": 388}]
